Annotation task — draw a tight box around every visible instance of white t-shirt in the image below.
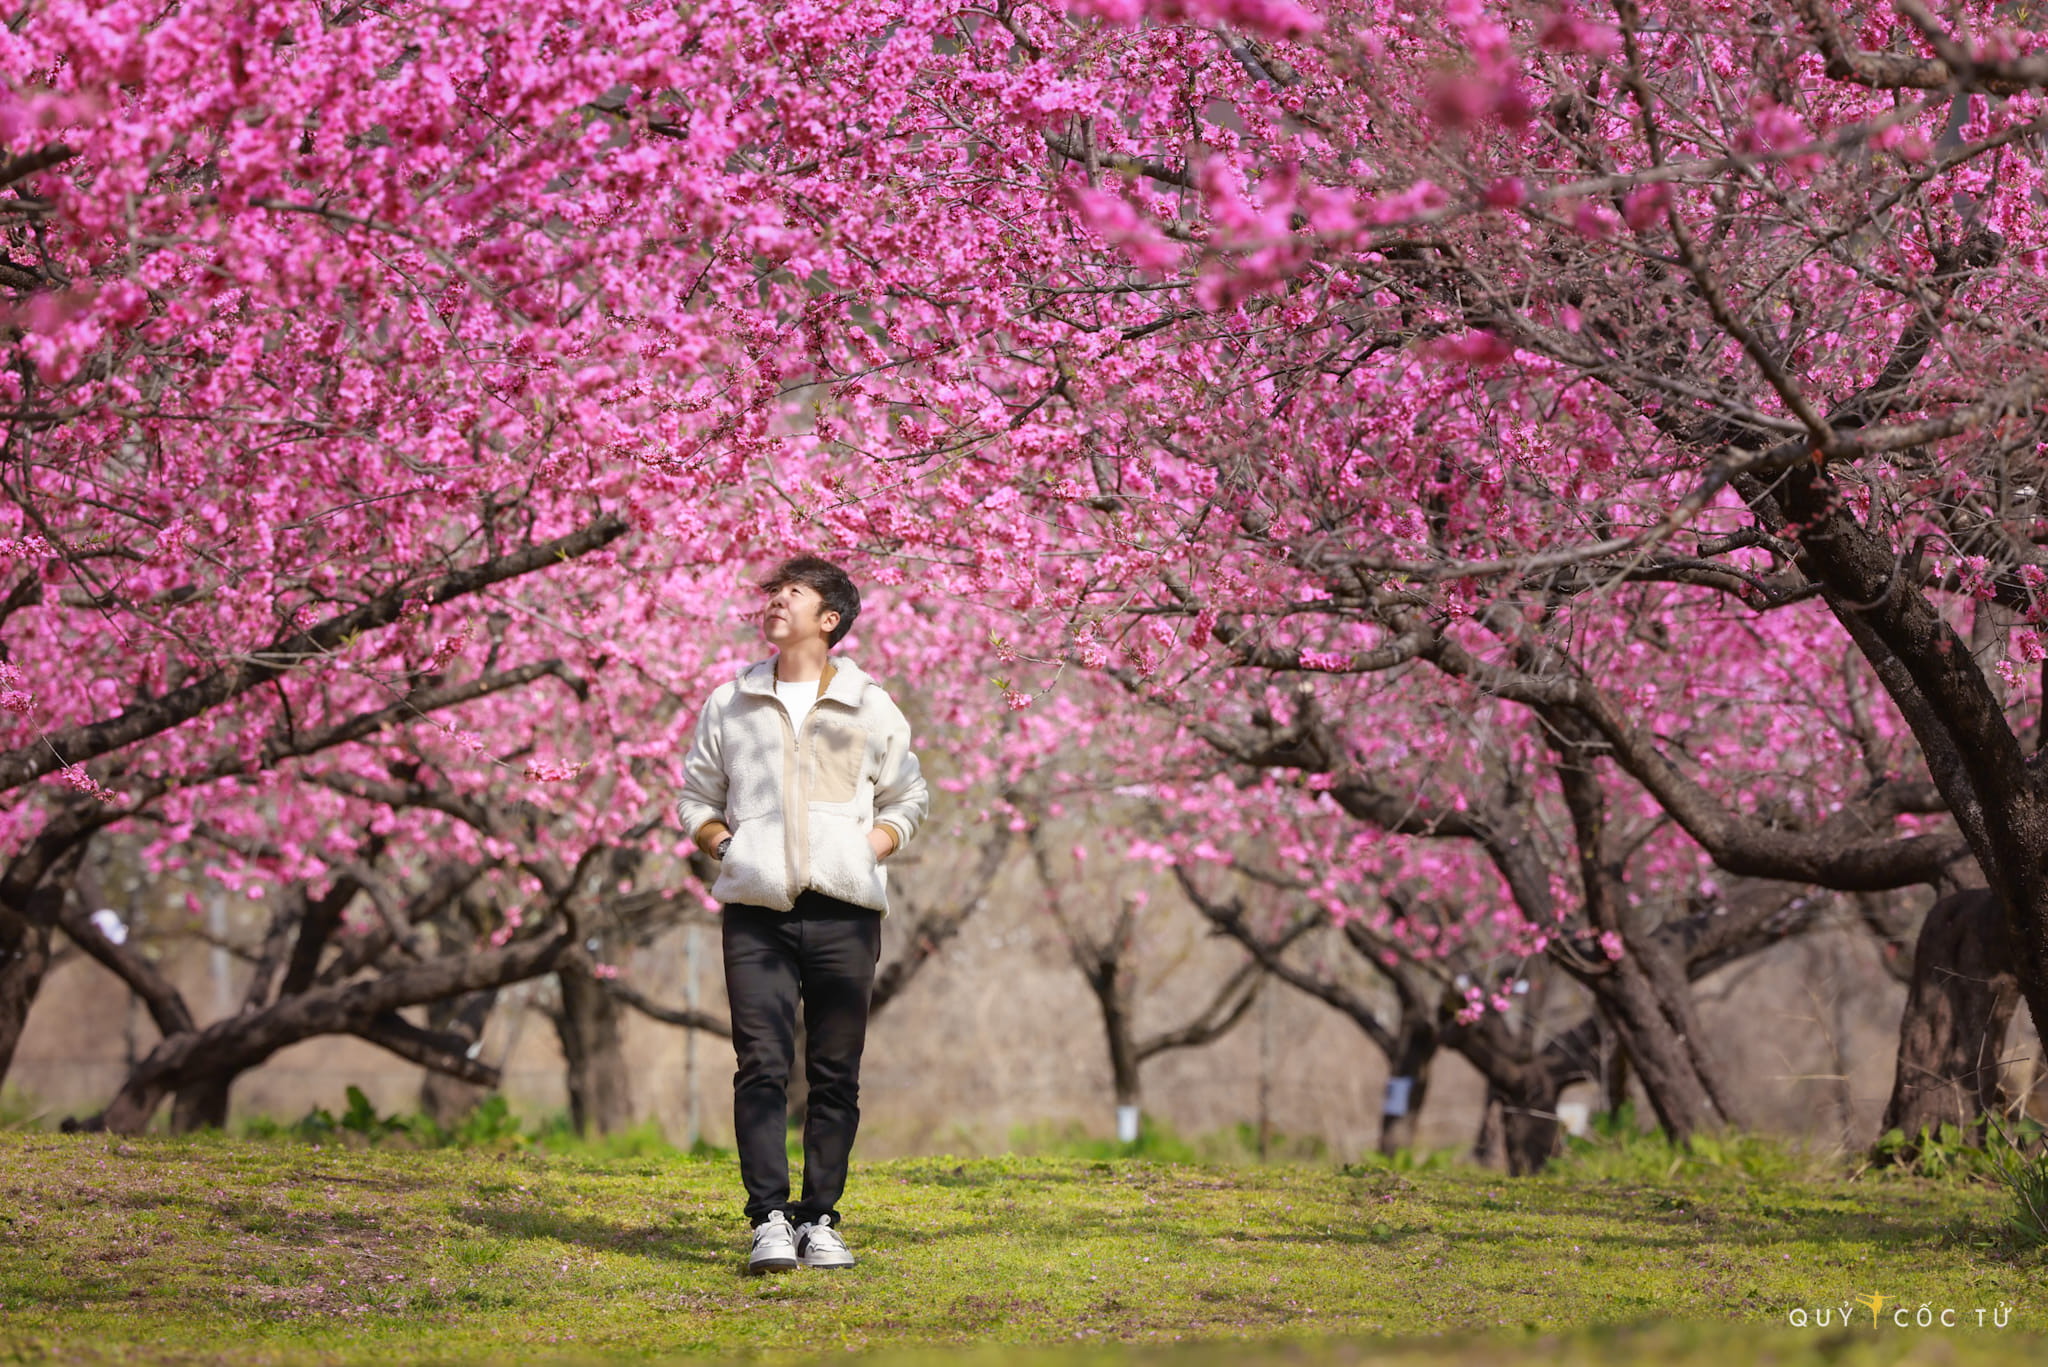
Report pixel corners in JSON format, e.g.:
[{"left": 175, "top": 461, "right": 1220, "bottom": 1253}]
[{"left": 775, "top": 672, "right": 821, "bottom": 736}]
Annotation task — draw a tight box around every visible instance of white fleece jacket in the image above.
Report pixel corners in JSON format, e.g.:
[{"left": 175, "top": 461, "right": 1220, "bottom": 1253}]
[{"left": 674, "top": 653, "right": 930, "bottom": 915}]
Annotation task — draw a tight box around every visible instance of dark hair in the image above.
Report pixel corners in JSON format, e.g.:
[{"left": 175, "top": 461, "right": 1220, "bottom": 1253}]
[{"left": 759, "top": 555, "right": 861, "bottom": 648}]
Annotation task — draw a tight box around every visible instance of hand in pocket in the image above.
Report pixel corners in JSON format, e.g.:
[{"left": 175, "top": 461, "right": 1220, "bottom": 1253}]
[{"left": 864, "top": 827, "right": 891, "bottom": 862}]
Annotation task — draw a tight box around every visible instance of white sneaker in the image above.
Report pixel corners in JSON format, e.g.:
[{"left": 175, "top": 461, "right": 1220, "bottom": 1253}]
[
  {"left": 794, "top": 1213, "right": 856, "bottom": 1269},
  {"left": 748, "top": 1211, "right": 798, "bottom": 1274}
]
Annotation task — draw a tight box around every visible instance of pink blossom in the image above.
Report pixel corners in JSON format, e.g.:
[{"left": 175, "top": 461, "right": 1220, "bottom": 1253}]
[
  {"left": 1573, "top": 202, "right": 1621, "bottom": 240},
  {"left": 56, "top": 764, "right": 119, "bottom": 804},
  {"left": 1066, "top": 186, "right": 1182, "bottom": 279},
  {"left": 1623, "top": 183, "right": 1670, "bottom": 231},
  {"left": 426, "top": 621, "right": 473, "bottom": 671},
  {"left": 1483, "top": 177, "right": 1527, "bottom": 210},
  {"left": 0, "top": 663, "right": 33, "bottom": 716},
  {"left": 1430, "top": 332, "right": 1516, "bottom": 366},
  {"left": 1538, "top": 11, "right": 1622, "bottom": 56},
  {"left": 1066, "top": 0, "right": 1322, "bottom": 40},
  {"left": 1873, "top": 123, "right": 1931, "bottom": 162}
]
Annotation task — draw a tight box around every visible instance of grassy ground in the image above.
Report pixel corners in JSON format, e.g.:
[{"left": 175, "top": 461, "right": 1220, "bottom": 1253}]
[{"left": 1, "top": 1131, "right": 2043, "bottom": 1365}]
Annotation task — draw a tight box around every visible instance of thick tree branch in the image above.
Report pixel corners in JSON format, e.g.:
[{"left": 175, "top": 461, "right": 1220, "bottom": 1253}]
[
  {"left": 56, "top": 900, "right": 196, "bottom": 1038},
  {"left": 88, "top": 922, "right": 575, "bottom": 1132},
  {"left": 1135, "top": 956, "right": 1265, "bottom": 1060},
  {"left": 0, "top": 515, "right": 628, "bottom": 793},
  {"left": 1797, "top": 0, "right": 2048, "bottom": 95},
  {"left": 353, "top": 1010, "right": 502, "bottom": 1087},
  {"left": 600, "top": 978, "right": 732, "bottom": 1036}
]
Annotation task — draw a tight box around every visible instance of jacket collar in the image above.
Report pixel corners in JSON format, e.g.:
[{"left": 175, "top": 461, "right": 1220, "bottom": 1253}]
[{"left": 738, "top": 652, "right": 868, "bottom": 707}]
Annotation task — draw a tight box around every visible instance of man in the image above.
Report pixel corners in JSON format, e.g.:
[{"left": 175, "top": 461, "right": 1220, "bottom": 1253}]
[{"left": 674, "top": 555, "right": 930, "bottom": 1275}]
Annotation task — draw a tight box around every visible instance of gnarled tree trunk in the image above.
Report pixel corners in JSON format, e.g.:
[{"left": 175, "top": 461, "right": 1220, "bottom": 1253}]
[
  {"left": 1880, "top": 889, "right": 2020, "bottom": 1148},
  {"left": 1377, "top": 1000, "right": 1438, "bottom": 1155},
  {"left": 1578, "top": 949, "right": 1744, "bottom": 1142},
  {"left": 0, "top": 912, "right": 52, "bottom": 1087},
  {"left": 420, "top": 990, "right": 498, "bottom": 1128},
  {"left": 86, "top": 931, "right": 559, "bottom": 1133},
  {"left": 1465, "top": 1059, "right": 1571, "bottom": 1175},
  {"left": 554, "top": 959, "right": 635, "bottom": 1137},
  {"left": 1449, "top": 1013, "right": 1600, "bottom": 1175},
  {"left": 0, "top": 836, "right": 97, "bottom": 1086},
  {"left": 1549, "top": 717, "right": 1745, "bottom": 1143},
  {"left": 171, "top": 1074, "right": 233, "bottom": 1132}
]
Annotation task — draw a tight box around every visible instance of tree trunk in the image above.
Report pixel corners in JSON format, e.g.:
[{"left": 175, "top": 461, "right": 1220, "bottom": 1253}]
[
  {"left": 91, "top": 929, "right": 560, "bottom": 1133},
  {"left": 0, "top": 874, "right": 73, "bottom": 1085},
  {"left": 1769, "top": 463, "right": 2048, "bottom": 1128},
  {"left": 1448, "top": 1012, "right": 1602, "bottom": 1175},
  {"left": 420, "top": 990, "right": 497, "bottom": 1127},
  {"left": 0, "top": 915, "right": 52, "bottom": 1087},
  {"left": 1378, "top": 1007, "right": 1437, "bottom": 1154},
  {"left": 1548, "top": 719, "right": 1743, "bottom": 1143},
  {"left": 787, "top": 1015, "right": 810, "bottom": 1131},
  {"left": 1580, "top": 961, "right": 1729, "bottom": 1141},
  {"left": 1106, "top": 1001, "right": 1142, "bottom": 1113},
  {"left": 1601, "top": 1017, "right": 1630, "bottom": 1114},
  {"left": 554, "top": 961, "right": 634, "bottom": 1137},
  {"left": 171, "top": 1073, "right": 233, "bottom": 1132},
  {"left": 1088, "top": 962, "right": 1144, "bottom": 1140},
  {"left": 1472, "top": 1084, "right": 1503, "bottom": 1168},
  {"left": 1494, "top": 1068, "right": 1566, "bottom": 1175},
  {"left": 1880, "top": 889, "right": 2020, "bottom": 1147}
]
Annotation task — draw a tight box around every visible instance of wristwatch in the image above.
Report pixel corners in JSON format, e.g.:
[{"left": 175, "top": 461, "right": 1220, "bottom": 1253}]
[{"left": 715, "top": 834, "right": 733, "bottom": 860}]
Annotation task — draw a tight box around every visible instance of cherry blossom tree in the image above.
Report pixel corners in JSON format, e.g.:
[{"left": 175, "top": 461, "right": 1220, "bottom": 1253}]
[
  {"left": 0, "top": 0, "right": 1009, "bottom": 1080},
  {"left": 779, "top": 0, "right": 2045, "bottom": 1148},
  {"left": 1013, "top": 787, "right": 1277, "bottom": 1139},
  {"left": 12, "top": 0, "right": 2048, "bottom": 1163}
]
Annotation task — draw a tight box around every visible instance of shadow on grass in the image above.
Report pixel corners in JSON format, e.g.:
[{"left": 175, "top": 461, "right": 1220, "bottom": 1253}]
[
  {"left": 1418, "top": 1178, "right": 1984, "bottom": 1254},
  {"left": 451, "top": 1202, "right": 734, "bottom": 1270}
]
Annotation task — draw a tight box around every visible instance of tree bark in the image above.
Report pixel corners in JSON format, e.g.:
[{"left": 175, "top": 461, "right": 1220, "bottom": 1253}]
[
  {"left": 0, "top": 833, "right": 97, "bottom": 1085},
  {"left": 1378, "top": 1003, "right": 1438, "bottom": 1155},
  {"left": 1467, "top": 1054, "right": 1570, "bottom": 1175},
  {"left": 1880, "top": 889, "right": 2021, "bottom": 1148},
  {"left": 554, "top": 960, "right": 635, "bottom": 1137},
  {"left": 1443, "top": 1015, "right": 1593, "bottom": 1175},
  {"left": 1499, "top": 1080, "right": 1567, "bottom": 1175},
  {"left": 1577, "top": 951, "right": 1738, "bottom": 1141},
  {"left": 1472, "top": 1084, "right": 1504, "bottom": 1167},
  {"left": 787, "top": 1015, "right": 810, "bottom": 1131},
  {"left": 171, "top": 1074, "right": 232, "bottom": 1132},
  {"left": 90, "top": 928, "right": 568, "bottom": 1133},
  {"left": 1548, "top": 717, "right": 1745, "bottom": 1141},
  {"left": 1100, "top": 973, "right": 1143, "bottom": 1112},
  {"left": 1769, "top": 461, "right": 2048, "bottom": 1105},
  {"left": 420, "top": 990, "right": 497, "bottom": 1127},
  {"left": 0, "top": 912, "right": 52, "bottom": 1087}
]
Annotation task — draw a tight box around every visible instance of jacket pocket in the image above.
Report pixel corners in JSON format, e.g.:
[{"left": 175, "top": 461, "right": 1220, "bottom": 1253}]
[
  {"left": 807, "top": 810, "right": 883, "bottom": 909},
  {"left": 713, "top": 817, "right": 786, "bottom": 907},
  {"left": 810, "top": 720, "right": 869, "bottom": 805}
]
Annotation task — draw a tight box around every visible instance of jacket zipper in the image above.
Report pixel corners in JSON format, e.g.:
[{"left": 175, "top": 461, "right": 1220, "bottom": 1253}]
[
  {"left": 794, "top": 705, "right": 818, "bottom": 897},
  {"left": 773, "top": 693, "right": 821, "bottom": 906}
]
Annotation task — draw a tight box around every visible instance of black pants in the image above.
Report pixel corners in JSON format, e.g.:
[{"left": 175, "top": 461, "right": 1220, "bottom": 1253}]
[{"left": 721, "top": 889, "right": 882, "bottom": 1228}]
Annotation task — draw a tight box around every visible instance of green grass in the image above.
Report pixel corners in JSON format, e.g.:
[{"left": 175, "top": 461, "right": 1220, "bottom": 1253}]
[{"left": 0, "top": 1131, "right": 2043, "bottom": 1365}]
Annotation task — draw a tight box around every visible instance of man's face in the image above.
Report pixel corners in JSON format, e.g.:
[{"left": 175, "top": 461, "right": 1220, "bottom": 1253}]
[{"left": 763, "top": 582, "right": 838, "bottom": 648}]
